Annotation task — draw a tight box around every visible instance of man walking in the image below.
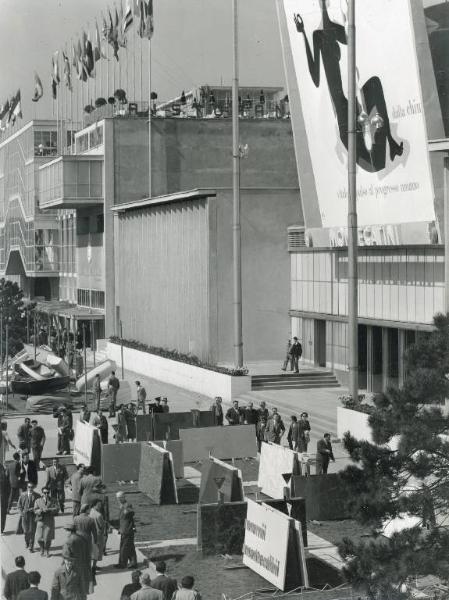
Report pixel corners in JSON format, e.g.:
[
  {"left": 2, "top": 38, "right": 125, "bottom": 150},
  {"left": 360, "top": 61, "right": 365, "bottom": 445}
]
[
  {"left": 108, "top": 371, "right": 120, "bottom": 417},
  {"left": 17, "top": 484, "right": 40, "bottom": 552},
  {"left": 114, "top": 492, "right": 137, "bottom": 570},
  {"left": 226, "top": 401, "right": 242, "bottom": 426},
  {"left": 135, "top": 381, "right": 147, "bottom": 414},
  {"left": 93, "top": 409, "right": 108, "bottom": 444},
  {"left": 69, "top": 464, "right": 85, "bottom": 517},
  {"left": 46, "top": 458, "right": 68, "bottom": 513},
  {"left": 93, "top": 374, "right": 102, "bottom": 413},
  {"left": 16, "top": 571, "right": 47, "bottom": 600},
  {"left": 17, "top": 419, "right": 32, "bottom": 453},
  {"left": 316, "top": 433, "right": 335, "bottom": 475},
  {"left": 1, "top": 462, "right": 10, "bottom": 533},
  {"left": 30, "top": 421, "right": 46, "bottom": 468},
  {"left": 210, "top": 397, "right": 223, "bottom": 426},
  {"left": 290, "top": 337, "right": 303, "bottom": 373},
  {"left": 287, "top": 415, "right": 300, "bottom": 451},
  {"left": 3, "top": 556, "right": 29, "bottom": 600},
  {"left": 34, "top": 486, "right": 58, "bottom": 557},
  {"left": 7, "top": 452, "right": 22, "bottom": 512},
  {"left": 51, "top": 557, "right": 84, "bottom": 600},
  {"left": 243, "top": 402, "right": 258, "bottom": 425},
  {"left": 61, "top": 525, "right": 89, "bottom": 598},
  {"left": 265, "top": 413, "right": 285, "bottom": 445},
  {"left": 19, "top": 453, "right": 38, "bottom": 490},
  {"left": 150, "top": 561, "right": 177, "bottom": 600},
  {"left": 281, "top": 339, "right": 293, "bottom": 371}
]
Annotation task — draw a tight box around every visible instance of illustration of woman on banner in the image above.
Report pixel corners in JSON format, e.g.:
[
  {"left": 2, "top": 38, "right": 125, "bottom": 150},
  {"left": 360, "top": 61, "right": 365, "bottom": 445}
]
[{"left": 293, "top": 0, "right": 404, "bottom": 172}]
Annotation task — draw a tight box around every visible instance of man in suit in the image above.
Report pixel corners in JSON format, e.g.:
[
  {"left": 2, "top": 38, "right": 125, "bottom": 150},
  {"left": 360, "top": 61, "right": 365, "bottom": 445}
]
[
  {"left": 69, "top": 464, "right": 85, "bottom": 517},
  {"left": 153, "top": 397, "right": 164, "bottom": 414},
  {"left": 19, "top": 453, "right": 38, "bottom": 489},
  {"left": 93, "top": 374, "right": 102, "bottom": 413},
  {"left": 226, "top": 401, "right": 243, "bottom": 426},
  {"left": 1, "top": 463, "right": 10, "bottom": 532},
  {"left": 114, "top": 492, "right": 137, "bottom": 569},
  {"left": 316, "top": 433, "right": 335, "bottom": 475},
  {"left": 17, "top": 485, "right": 40, "bottom": 551},
  {"left": 17, "top": 571, "right": 47, "bottom": 600},
  {"left": 61, "top": 525, "right": 89, "bottom": 599},
  {"left": 17, "top": 419, "right": 32, "bottom": 453},
  {"left": 3, "top": 556, "right": 29, "bottom": 600},
  {"left": 150, "top": 561, "right": 177, "bottom": 600},
  {"left": 243, "top": 402, "right": 258, "bottom": 425},
  {"left": 45, "top": 457, "right": 68, "bottom": 513},
  {"left": 30, "top": 421, "right": 46, "bottom": 468},
  {"left": 265, "top": 414, "right": 285, "bottom": 445},
  {"left": 51, "top": 557, "right": 85, "bottom": 600},
  {"left": 7, "top": 452, "right": 21, "bottom": 512},
  {"left": 108, "top": 371, "right": 120, "bottom": 417},
  {"left": 289, "top": 337, "right": 303, "bottom": 373},
  {"left": 209, "top": 397, "right": 223, "bottom": 426},
  {"left": 287, "top": 415, "right": 300, "bottom": 451},
  {"left": 135, "top": 381, "right": 147, "bottom": 414}
]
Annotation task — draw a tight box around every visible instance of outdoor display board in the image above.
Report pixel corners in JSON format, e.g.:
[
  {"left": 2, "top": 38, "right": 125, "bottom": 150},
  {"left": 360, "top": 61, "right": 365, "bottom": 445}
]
[
  {"left": 73, "top": 421, "right": 101, "bottom": 473},
  {"left": 243, "top": 499, "right": 308, "bottom": 590},
  {"left": 199, "top": 457, "right": 244, "bottom": 504},
  {"left": 179, "top": 425, "right": 258, "bottom": 462},
  {"left": 258, "top": 442, "right": 301, "bottom": 498},
  {"left": 282, "top": 0, "right": 435, "bottom": 228}
]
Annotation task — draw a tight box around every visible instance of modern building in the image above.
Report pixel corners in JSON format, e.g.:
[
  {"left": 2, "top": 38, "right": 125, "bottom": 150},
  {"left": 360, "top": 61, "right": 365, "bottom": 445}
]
[
  {"left": 0, "top": 86, "right": 301, "bottom": 363},
  {"left": 277, "top": 0, "right": 449, "bottom": 390}
]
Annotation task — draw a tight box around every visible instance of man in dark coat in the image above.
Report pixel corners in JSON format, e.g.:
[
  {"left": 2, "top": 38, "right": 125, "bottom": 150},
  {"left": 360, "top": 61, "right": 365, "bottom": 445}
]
[
  {"left": 17, "top": 419, "right": 32, "bottom": 453},
  {"left": 17, "top": 485, "right": 40, "bottom": 551},
  {"left": 242, "top": 402, "right": 258, "bottom": 425},
  {"left": 120, "top": 570, "right": 142, "bottom": 600},
  {"left": 114, "top": 492, "right": 137, "bottom": 569},
  {"left": 30, "top": 421, "right": 46, "bottom": 468},
  {"left": 19, "top": 453, "right": 38, "bottom": 489},
  {"left": 16, "top": 570, "right": 47, "bottom": 600},
  {"left": 151, "top": 561, "right": 178, "bottom": 600},
  {"left": 96, "top": 410, "right": 108, "bottom": 445},
  {"left": 225, "top": 401, "right": 242, "bottom": 426},
  {"left": 61, "top": 526, "right": 89, "bottom": 599},
  {"left": 257, "top": 402, "right": 269, "bottom": 422},
  {"left": 79, "top": 468, "right": 105, "bottom": 507},
  {"left": 209, "top": 397, "right": 223, "bottom": 426},
  {"left": 1, "top": 462, "right": 10, "bottom": 532},
  {"left": 3, "top": 555, "right": 29, "bottom": 600},
  {"left": 108, "top": 371, "right": 120, "bottom": 417},
  {"left": 287, "top": 416, "right": 300, "bottom": 451},
  {"left": 153, "top": 397, "right": 164, "bottom": 414},
  {"left": 45, "top": 458, "right": 68, "bottom": 513},
  {"left": 93, "top": 374, "right": 102, "bottom": 413},
  {"left": 7, "top": 452, "right": 21, "bottom": 512},
  {"left": 316, "top": 433, "right": 335, "bottom": 475},
  {"left": 51, "top": 557, "right": 85, "bottom": 600},
  {"left": 289, "top": 337, "right": 303, "bottom": 373}
]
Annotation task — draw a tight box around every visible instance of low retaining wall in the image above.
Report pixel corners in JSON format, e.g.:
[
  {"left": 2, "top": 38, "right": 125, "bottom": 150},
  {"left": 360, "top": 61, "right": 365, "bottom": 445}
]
[
  {"left": 106, "top": 342, "right": 251, "bottom": 401},
  {"left": 337, "top": 406, "right": 399, "bottom": 450}
]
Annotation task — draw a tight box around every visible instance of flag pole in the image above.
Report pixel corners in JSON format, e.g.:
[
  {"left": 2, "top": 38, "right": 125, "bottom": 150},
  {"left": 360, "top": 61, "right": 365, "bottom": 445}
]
[{"left": 148, "top": 37, "right": 152, "bottom": 198}]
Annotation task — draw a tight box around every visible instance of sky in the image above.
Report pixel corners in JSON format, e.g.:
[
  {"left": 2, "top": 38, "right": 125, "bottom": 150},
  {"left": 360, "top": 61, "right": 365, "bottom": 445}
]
[{"left": 0, "top": 0, "right": 286, "bottom": 121}]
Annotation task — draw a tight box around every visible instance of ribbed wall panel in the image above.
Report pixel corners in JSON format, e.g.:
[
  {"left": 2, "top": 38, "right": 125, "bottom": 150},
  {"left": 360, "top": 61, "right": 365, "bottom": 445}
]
[{"left": 117, "top": 199, "right": 210, "bottom": 360}]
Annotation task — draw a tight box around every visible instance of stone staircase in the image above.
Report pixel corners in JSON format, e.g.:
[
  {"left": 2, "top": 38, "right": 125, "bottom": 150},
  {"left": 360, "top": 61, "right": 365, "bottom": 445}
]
[{"left": 251, "top": 370, "right": 340, "bottom": 391}]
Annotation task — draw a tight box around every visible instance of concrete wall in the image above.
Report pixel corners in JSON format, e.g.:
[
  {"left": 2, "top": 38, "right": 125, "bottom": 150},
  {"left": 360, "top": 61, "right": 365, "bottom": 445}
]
[
  {"left": 112, "top": 118, "right": 299, "bottom": 201},
  {"left": 76, "top": 207, "right": 104, "bottom": 291},
  {"left": 213, "top": 189, "right": 300, "bottom": 363}
]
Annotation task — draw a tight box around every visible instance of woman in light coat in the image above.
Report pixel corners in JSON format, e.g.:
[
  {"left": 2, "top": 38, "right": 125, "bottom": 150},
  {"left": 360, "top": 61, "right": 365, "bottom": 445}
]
[{"left": 35, "top": 485, "right": 59, "bottom": 556}]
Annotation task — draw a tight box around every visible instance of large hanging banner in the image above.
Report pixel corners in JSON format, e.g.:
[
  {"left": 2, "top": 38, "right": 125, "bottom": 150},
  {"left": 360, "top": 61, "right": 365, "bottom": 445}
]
[{"left": 282, "top": 0, "right": 435, "bottom": 228}]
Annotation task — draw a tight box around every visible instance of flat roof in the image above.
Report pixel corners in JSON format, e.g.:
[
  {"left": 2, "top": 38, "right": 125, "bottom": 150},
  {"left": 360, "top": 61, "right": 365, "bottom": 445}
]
[
  {"left": 111, "top": 188, "right": 217, "bottom": 213},
  {"left": 428, "top": 138, "right": 449, "bottom": 152}
]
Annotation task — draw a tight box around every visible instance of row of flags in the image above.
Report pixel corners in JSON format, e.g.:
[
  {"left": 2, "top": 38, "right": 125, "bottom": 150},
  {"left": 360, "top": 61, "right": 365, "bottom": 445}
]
[
  {"left": 0, "top": 91, "right": 22, "bottom": 131},
  {"left": 0, "top": 0, "right": 154, "bottom": 130}
]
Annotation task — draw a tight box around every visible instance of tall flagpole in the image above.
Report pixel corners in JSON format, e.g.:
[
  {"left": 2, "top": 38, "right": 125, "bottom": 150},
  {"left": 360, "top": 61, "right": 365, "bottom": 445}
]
[
  {"left": 148, "top": 38, "right": 152, "bottom": 197},
  {"left": 232, "top": 0, "right": 243, "bottom": 367}
]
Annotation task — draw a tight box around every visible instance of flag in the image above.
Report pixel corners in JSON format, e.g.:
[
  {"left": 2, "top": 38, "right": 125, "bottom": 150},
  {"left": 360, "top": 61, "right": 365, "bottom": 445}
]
[
  {"left": 8, "top": 90, "right": 22, "bottom": 125},
  {"left": 77, "top": 38, "right": 88, "bottom": 81},
  {"left": 108, "top": 9, "right": 120, "bottom": 61},
  {"left": 51, "top": 75, "right": 57, "bottom": 100},
  {"left": 72, "top": 42, "right": 79, "bottom": 76},
  {"left": 63, "top": 52, "right": 72, "bottom": 91},
  {"left": 0, "top": 101, "right": 9, "bottom": 130},
  {"left": 94, "top": 21, "right": 106, "bottom": 61},
  {"left": 118, "top": 4, "right": 127, "bottom": 47},
  {"left": 32, "top": 73, "right": 44, "bottom": 102},
  {"left": 102, "top": 14, "right": 109, "bottom": 40},
  {"left": 84, "top": 32, "right": 95, "bottom": 76},
  {"left": 133, "top": 0, "right": 140, "bottom": 17},
  {"left": 52, "top": 52, "right": 60, "bottom": 84},
  {"left": 123, "top": 1, "right": 133, "bottom": 35},
  {"left": 138, "top": 0, "right": 153, "bottom": 39}
]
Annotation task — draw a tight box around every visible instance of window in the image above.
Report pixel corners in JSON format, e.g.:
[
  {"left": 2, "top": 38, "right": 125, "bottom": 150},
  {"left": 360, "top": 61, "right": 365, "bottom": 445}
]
[
  {"left": 95, "top": 214, "right": 104, "bottom": 234},
  {"left": 34, "top": 131, "right": 57, "bottom": 156},
  {"left": 76, "top": 216, "right": 90, "bottom": 235},
  {"left": 77, "top": 289, "right": 105, "bottom": 309}
]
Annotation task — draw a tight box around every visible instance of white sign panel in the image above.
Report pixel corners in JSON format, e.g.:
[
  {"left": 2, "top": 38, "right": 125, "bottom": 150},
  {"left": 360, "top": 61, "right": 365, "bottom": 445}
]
[
  {"left": 243, "top": 499, "right": 290, "bottom": 590},
  {"left": 73, "top": 421, "right": 96, "bottom": 466},
  {"left": 283, "top": 0, "right": 435, "bottom": 227},
  {"left": 258, "top": 442, "right": 299, "bottom": 498}
]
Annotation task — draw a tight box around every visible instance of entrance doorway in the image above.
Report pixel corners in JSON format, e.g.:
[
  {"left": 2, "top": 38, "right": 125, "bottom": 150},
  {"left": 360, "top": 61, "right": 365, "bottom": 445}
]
[
  {"left": 358, "top": 324, "right": 368, "bottom": 390},
  {"left": 314, "top": 319, "right": 326, "bottom": 367}
]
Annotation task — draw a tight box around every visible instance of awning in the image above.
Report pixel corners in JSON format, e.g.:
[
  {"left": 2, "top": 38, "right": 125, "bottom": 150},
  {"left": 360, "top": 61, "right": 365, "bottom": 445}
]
[{"left": 35, "top": 300, "right": 104, "bottom": 321}]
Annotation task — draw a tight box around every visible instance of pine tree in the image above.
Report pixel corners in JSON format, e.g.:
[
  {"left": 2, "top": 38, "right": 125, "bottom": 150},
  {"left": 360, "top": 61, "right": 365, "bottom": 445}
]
[
  {"left": 338, "top": 313, "right": 449, "bottom": 598},
  {"left": 0, "top": 278, "right": 28, "bottom": 358}
]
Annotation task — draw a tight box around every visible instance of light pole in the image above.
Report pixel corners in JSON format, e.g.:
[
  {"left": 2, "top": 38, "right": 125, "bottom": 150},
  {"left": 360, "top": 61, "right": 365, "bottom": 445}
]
[
  {"left": 347, "top": 0, "right": 358, "bottom": 402},
  {"left": 5, "top": 324, "right": 8, "bottom": 412},
  {"left": 232, "top": 0, "right": 243, "bottom": 368},
  {"left": 82, "top": 323, "right": 88, "bottom": 407}
]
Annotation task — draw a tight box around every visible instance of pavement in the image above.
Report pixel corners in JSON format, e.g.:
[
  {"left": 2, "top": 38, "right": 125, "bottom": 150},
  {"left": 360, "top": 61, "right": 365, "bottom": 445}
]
[{"left": 1, "top": 355, "right": 349, "bottom": 596}]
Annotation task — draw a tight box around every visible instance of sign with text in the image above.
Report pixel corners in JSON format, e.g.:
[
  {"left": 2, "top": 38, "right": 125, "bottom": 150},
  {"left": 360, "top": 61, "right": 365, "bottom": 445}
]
[
  {"left": 283, "top": 0, "right": 435, "bottom": 228},
  {"left": 243, "top": 499, "right": 290, "bottom": 589}
]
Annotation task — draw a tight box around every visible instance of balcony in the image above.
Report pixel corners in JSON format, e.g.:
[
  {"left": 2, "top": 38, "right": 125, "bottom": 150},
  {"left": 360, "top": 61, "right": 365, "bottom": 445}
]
[{"left": 39, "top": 155, "right": 103, "bottom": 210}]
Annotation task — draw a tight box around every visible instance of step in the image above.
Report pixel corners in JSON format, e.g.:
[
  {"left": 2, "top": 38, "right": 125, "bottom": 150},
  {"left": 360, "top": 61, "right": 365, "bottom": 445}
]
[
  {"left": 252, "top": 382, "right": 340, "bottom": 391},
  {"left": 252, "top": 372, "right": 334, "bottom": 381},
  {"left": 252, "top": 376, "right": 338, "bottom": 385}
]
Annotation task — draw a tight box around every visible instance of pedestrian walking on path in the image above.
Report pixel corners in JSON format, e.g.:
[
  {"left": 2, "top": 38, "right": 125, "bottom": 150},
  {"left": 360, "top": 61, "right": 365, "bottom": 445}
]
[
  {"left": 120, "top": 570, "right": 142, "bottom": 600},
  {"left": 17, "top": 484, "right": 40, "bottom": 552},
  {"left": 93, "top": 374, "right": 102, "bottom": 413},
  {"left": 281, "top": 339, "right": 293, "bottom": 371},
  {"left": 51, "top": 557, "right": 85, "bottom": 600},
  {"left": 30, "top": 421, "right": 46, "bottom": 468},
  {"left": 2, "top": 555, "right": 29, "bottom": 600},
  {"left": 150, "top": 561, "right": 177, "bottom": 600},
  {"left": 1, "top": 462, "right": 10, "bottom": 533},
  {"left": 7, "top": 452, "right": 22, "bottom": 513},
  {"left": 172, "top": 576, "right": 202, "bottom": 600},
  {"left": 108, "top": 371, "right": 120, "bottom": 417},
  {"left": 16, "top": 570, "right": 48, "bottom": 600},
  {"left": 17, "top": 419, "right": 32, "bottom": 453},
  {"left": 114, "top": 491, "right": 137, "bottom": 570},
  {"left": 130, "top": 573, "right": 162, "bottom": 600},
  {"left": 45, "top": 458, "right": 68, "bottom": 513},
  {"left": 209, "top": 397, "right": 223, "bottom": 426},
  {"left": 135, "top": 381, "right": 147, "bottom": 415},
  {"left": 316, "top": 433, "right": 335, "bottom": 475},
  {"left": 1, "top": 420, "right": 17, "bottom": 463},
  {"left": 34, "top": 486, "right": 58, "bottom": 557},
  {"left": 289, "top": 337, "right": 303, "bottom": 373}
]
